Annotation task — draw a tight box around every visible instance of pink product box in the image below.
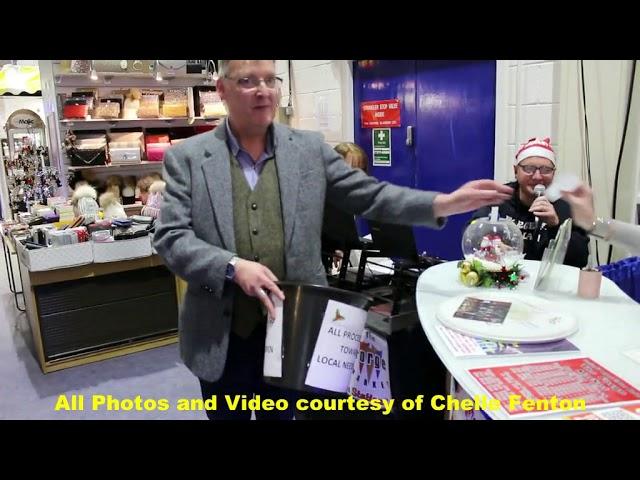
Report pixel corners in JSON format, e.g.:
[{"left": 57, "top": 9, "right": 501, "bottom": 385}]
[{"left": 146, "top": 142, "right": 171, "bottom": 162}]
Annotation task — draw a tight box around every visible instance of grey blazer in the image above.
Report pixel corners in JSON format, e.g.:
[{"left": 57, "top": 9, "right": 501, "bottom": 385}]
[{"left": 154, "top": 123, "right": 444, "bottom": 382}]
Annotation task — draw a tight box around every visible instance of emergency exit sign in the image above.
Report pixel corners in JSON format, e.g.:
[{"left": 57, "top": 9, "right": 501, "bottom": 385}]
[{"left": 361, "top": 99, "right": 401, "bottom": 128}]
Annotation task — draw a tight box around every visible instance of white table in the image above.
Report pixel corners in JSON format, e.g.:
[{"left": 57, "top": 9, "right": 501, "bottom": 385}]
[{"left": 416, "top": 260, "right": 640, "bottom": 419}]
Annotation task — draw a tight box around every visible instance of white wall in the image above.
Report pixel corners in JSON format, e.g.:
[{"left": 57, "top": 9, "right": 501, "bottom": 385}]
[
  {"left": 494, "top": 60, "right": 561, "bottom": 183},
  {"left": 278, "top": 60, "right": 354, "bottom": 146}
]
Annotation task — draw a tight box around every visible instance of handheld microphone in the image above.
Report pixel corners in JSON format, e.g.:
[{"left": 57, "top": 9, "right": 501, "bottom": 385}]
[
  {"left": 533, "top": 184, "right": 546, "bottom": 243},
  {"left": 533, "top": 184, "right": 546, "bottom": 198}
]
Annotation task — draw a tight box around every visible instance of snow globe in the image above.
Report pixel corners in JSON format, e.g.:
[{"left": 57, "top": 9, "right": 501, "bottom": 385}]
[{"left": 459, "top": 206, "right": 526, "bottom": 288}]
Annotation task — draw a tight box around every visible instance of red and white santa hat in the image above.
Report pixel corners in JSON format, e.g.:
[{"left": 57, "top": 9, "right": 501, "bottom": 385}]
[{"left": 515, "top": 137, "right": 556, "bottom": 165}]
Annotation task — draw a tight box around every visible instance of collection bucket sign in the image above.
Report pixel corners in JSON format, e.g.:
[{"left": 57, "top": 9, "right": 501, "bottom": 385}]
[
  {"left": 305, "top": 300, "right": 368, "bottom": 393},
  {"left": 360, "top": 99, "right": 401, "bottom": 128},
  {"left": 348, "top": 328, "right": 391, "bottom": 401},
  {"left": 263, "top": 296, "right": 284, "bottom": 378}
]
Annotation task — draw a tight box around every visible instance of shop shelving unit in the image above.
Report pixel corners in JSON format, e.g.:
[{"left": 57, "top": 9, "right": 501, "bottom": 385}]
[{"left": 38, "top": 60, "right": 223, "bottom": 190}]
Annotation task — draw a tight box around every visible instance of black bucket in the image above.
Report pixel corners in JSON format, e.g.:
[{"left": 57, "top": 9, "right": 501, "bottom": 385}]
[{"left": 264, "top": 282, "right": 374, "bottom": 394}]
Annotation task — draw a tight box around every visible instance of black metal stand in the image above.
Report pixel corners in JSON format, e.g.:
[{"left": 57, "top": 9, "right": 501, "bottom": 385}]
[{"left": 2, "top": 234, "right": 25, "bottom": 312}]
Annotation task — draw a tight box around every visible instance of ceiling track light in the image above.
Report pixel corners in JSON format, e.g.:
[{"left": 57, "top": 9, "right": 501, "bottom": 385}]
[
  {"left": 89, "top": 60, "right": 98, "bottom": 81},
  {"left": 154, "top": 60, "right": 163, "bottom": 82},
  {"left": 208, "top": 60, "right": 219, "bottom": 82}
]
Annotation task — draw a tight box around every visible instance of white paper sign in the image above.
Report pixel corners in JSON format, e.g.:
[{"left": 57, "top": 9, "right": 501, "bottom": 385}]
[
  {"left": 545, "top": 173, "right": 581, "bottom": 202},
  {"left": 263, "top": 296, "right": 284, "bottom": 378},
  {"left": 315, "top": 94, "right": 329, "bottom": 129},
  {"left": 305, "top": 300, "right": 367, "bottom": 393},
  {"left": 348, "top": 328, "right": 392, "bottom": 401}
]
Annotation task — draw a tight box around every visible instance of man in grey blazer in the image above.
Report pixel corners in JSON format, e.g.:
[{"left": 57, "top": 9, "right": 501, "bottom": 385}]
[{"left": 154, "top": 60, "right": 513, "bottom": 420}]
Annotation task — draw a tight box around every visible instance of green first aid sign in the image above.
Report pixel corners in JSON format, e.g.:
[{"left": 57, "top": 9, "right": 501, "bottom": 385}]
[
  {"left": 373, "top": 128, "right": 391, "bottom": 148},
  {"left": 372, "top": 128, "right": 391, "bottom": 166}
]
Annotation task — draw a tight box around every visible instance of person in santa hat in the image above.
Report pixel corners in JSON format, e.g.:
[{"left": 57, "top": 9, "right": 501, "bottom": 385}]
[{"left": 470, "top": 137, "right": 589, "bottom": 267}]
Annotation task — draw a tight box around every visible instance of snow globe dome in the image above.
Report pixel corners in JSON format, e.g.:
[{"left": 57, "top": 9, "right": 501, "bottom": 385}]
[{"left": 461, "top": 206, "right": 524, "bottom": 272}]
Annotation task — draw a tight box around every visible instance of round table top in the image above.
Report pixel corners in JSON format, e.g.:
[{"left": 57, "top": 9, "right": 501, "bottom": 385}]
[{"left": 416, "top": 259, "right": 640, "bottom": 419}]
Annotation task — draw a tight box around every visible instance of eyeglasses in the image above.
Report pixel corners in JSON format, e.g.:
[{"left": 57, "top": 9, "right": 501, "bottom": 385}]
[
  {"left": 518, "top": 164, "right": 556, "bottom": 175},
  {"left": 224, "top": 75, "right": 283, "bottom": 91}
]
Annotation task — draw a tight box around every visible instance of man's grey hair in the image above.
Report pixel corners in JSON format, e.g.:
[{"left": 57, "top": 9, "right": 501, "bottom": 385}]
[
  {"left": 218, "top": 60, "right": 231, "bottom": 78},
  {"left": 218, "top": 60, "right": 276, "bottom": 78}
]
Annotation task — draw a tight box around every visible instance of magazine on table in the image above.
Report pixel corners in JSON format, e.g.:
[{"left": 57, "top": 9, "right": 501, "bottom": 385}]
[{"left": 436, "top": 324, "right": 579, "bottom": 358}]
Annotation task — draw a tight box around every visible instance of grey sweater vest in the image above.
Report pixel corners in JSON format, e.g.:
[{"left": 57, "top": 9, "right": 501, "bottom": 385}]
[{"left": 230, "top": 155, "right": 285, "bottom": 338}]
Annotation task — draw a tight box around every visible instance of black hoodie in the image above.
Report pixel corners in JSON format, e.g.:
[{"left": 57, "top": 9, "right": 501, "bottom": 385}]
[{"left": 470, "top": 181, "right": 589, "bottom": 268}]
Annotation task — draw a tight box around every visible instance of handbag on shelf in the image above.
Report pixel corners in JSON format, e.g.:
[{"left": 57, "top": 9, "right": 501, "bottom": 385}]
[
  {"left": 63, "top": 98, "right": 89, "bottom": 119},
  {"left": 194, "top": 86, "right": 226, "bottom": 118},
  {"left": 93, "top": 101, "right": 120, "bottom": 118},
  {"left": 94, "top": 100, "right": 121, "bottom": 119},
  {"left": 68, "top": 147, "right": 108, "bottom": 166},
  {"left": 67, "top": 133, "right": 108, "bottom": 166},
  {"left": 71, "top": 90, "right": 97, "bottom": 111},
  {"left": 161, "top": 104, "right": 187, "bottom": 117},
  {"left": 161, "top": 88, "right": 188, "bottom": 117},
  {"left": 138, "top": 93, "right": 161, "bottom": 118}
]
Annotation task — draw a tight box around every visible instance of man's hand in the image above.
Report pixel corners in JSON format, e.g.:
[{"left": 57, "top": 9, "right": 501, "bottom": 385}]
[
  {"left": 529, "top": 196, "right": 559, "bottom": 226},
  {"left": 433, "top": 180, "right": 513, "bottom": 218},
  {"left": 561, "top": 183, "right": 596, "bottom": 230},
  {"left": 233, "top": 259, "right": 285, "bottom": 320}
]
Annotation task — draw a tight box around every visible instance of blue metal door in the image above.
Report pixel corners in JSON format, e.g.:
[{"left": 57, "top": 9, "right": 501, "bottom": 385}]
[
  {"left": 354, "top": 60, "right": 496, "bottom": 260},
  {"left": 353, "top": 60, "right": 417, "bottom": 188},
  {"left": 414, "top": 60, "right": 496, "bottom": 259}
]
